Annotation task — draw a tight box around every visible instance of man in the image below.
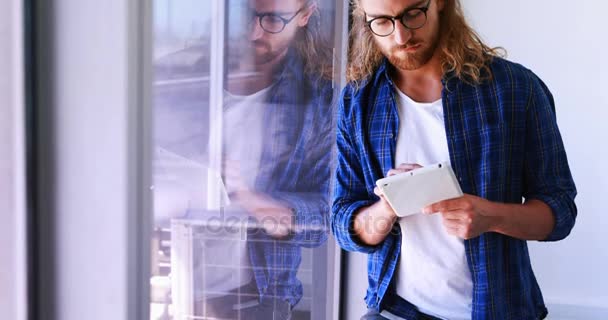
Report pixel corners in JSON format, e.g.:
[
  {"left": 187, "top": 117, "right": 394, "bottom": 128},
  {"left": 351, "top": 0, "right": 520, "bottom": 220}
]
[
  {"left": 190, "top": 0, "right": 335, "bottom": 319},
  {"left": 331, "top": 0, "right": 577, "bottom": 319}
]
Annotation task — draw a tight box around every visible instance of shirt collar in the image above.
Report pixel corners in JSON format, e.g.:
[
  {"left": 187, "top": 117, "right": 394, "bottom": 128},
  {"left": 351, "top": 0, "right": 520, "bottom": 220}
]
[
  {"left": 373, "top": 58, "right": 460, "bottom": 92},
  {"left": 373, "top": 59, "right": 395, "bottom": 88}
]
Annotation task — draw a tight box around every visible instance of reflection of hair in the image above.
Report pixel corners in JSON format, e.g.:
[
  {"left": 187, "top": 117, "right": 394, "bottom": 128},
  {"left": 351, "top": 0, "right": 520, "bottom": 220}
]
[
  {"left": 294, "top": 1, "right": 334, "bottom": 80},
  {"left": 347, "top": 0, "right": 505, "bottom": 86}
]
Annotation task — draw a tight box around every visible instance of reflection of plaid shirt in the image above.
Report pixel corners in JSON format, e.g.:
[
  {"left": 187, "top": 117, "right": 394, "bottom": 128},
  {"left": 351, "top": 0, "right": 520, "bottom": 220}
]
[
  {"left": 246, "top": 49, "right": 335, "bottom": 307},
  {"left": 331, "top": 58, "right": 577, "bottom": 319}
]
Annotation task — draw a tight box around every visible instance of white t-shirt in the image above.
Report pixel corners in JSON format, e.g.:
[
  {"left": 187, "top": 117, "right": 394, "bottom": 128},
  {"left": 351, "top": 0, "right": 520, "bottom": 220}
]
[
  {"left": 383, "top": 87, "right": 473, "bottom": 320},
  {"left": 223, "top": 85, "right": 274, "bottom": 192},
  {"left": 196, "top": 85, "right": 274, "bottom": 297}
]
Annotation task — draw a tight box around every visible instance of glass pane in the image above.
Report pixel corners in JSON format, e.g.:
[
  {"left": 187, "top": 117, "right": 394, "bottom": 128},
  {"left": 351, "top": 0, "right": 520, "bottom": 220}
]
[{"left": 150, "top": 1, "right": 342, "bottom": 319}]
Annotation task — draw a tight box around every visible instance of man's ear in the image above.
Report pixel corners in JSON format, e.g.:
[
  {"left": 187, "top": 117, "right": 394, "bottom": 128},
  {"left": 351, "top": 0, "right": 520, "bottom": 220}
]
[{"left": 298, "top": 3, "right": 317, "bottom": 27}]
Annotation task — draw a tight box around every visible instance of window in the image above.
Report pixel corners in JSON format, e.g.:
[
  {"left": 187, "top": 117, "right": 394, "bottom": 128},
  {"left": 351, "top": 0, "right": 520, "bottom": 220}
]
[{"left": 150, "top": 1, "right": 346, "bottom": 319}]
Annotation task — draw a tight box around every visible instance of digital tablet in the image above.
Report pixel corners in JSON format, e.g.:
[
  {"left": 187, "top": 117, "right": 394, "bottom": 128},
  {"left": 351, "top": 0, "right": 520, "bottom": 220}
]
[
  {"left": 154, "top": 147, "right": 230, "bottom": 215},
  {"left": 375, "top": 162, "right": 463, "bottom": 217}
]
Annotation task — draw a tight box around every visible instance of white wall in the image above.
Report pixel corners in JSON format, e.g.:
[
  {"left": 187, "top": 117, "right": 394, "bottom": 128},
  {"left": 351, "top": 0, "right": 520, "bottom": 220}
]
[
  {"left": 344, "top": 1, "right": 608, "bottom": 318},
  {"left": 0, "top": 0, "right": 27, "bottom": 319},
  {"left": 463, "top": 0, "right": 608, "bottom": 313}
]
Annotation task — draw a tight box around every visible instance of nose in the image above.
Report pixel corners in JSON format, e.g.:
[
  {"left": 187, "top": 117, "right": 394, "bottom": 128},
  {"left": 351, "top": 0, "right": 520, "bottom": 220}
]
[
  {"left": 393, "top": 21, "right": 412, "bottom": 46},
  {"left": 249, "top": 18, "right": 264, "bottom": 41}
]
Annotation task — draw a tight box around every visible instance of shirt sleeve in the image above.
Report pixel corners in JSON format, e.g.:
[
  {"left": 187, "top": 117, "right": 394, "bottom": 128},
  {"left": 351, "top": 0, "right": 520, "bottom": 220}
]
[
  {"left": 523, "top": 72, "right": 578, "bottom": 242},
  {"left": 330, "top": 86, "right": 382, "bottom": 253},
  {"left": 264, "top": 84, "right": 335, "bottom": 248}
]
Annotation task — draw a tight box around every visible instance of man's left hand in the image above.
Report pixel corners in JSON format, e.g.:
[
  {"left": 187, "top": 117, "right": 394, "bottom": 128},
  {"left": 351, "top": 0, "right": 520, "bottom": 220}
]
[{"left": 422, "top": 194, "right": 497, "bottom": 240}]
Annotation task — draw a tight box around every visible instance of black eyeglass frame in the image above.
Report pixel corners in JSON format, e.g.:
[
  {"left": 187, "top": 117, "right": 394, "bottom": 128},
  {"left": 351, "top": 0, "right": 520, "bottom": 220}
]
[
  {"left": 251, "top": 7, "right": 305, "bottom": 34},
  {"left": 365, "top": 0, "right": 432, "bottom": 37}
]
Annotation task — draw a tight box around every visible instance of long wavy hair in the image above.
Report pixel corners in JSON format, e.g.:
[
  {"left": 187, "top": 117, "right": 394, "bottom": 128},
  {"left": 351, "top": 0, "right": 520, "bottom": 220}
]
[
  {"left": 347, "top": 0, "right": 505, "bottom": 86},
  {"left": 293, "top": 0, "right": 334, "bottom": 80}
]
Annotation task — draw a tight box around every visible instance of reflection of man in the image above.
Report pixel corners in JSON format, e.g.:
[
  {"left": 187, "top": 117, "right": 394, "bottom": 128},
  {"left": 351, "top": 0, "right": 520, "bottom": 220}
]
[
  {"left": 331, "top": 0, "right": 577, "bottom": 319},
  {"left": 194, "top": 0, "right": 334, "bottom": 319}
]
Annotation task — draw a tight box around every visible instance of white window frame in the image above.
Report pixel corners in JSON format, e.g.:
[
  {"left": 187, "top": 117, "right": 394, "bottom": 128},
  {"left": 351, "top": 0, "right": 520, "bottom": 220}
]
[{"left": 0, "top": 0, "right": 27, "bottom": 319}]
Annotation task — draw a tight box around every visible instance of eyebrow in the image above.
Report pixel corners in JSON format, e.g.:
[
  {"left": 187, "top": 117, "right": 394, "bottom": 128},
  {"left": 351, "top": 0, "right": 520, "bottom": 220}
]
[{"left": 365, "top": 0, "right": 427, "bottom": 19}]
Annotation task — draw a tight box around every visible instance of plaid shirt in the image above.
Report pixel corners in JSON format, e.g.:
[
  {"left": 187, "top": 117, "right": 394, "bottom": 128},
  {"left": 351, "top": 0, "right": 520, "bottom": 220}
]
[
  {"left": 246, "top": 48, "right": 334, "bottom": 307},
  {"left": 331, "top": 57, "right": 577, "bottom": 319}
]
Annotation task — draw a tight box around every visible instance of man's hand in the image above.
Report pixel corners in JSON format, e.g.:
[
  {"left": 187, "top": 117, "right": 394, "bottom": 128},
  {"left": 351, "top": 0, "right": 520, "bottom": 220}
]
[
  {"left": 371, "top": 163, "right": 423, "bottom": 218},
  {"left": 387, "top": 163, "right": 423, "bottom": 177},
  {"left": 372, "top": 185, "right": 395, "bottom": 215},
  {"left": 223, "top": 159, "right": 293, "bottom": 238},
  {"left": 231, "top": 190, "right": 293, "bottom": 238},
  {"left": 353, "top": 163, "right": 422, "bottom": 246},
  {"left": 423, "top": 194, "right": 496, "bottom": 240},
  {"left": 375, "top": 163, "right": 423, "bottom": 217},
  {"left": 223, "top": 159, "right": 250, "bottom": 194}
]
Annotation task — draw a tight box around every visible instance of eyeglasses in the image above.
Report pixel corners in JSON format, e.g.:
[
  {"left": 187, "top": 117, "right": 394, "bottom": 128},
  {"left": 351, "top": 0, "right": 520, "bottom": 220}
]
[
  {"left": 365, "top": 0, "right": 432, "bottom": 37},
  {"left": 250, "top": 7, "right": 305, "bottom": 34}
]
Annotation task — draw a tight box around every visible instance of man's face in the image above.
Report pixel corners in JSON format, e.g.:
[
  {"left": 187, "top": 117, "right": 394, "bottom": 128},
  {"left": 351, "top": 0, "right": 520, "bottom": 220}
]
[
  {"left": 247, "top": 0, "right": 314, "bottom": 65},
  {"left": 360, "top": 0, "right": 444, "bottom": 71}
]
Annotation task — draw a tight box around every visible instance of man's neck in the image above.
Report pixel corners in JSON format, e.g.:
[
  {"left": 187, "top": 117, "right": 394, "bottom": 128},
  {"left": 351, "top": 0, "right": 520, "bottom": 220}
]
[
  {"left": 226, "top": 49, "right": 288, "bottom": 96},
  {"left": 392, "top": 51, "right": 444, "bottom": 103}
]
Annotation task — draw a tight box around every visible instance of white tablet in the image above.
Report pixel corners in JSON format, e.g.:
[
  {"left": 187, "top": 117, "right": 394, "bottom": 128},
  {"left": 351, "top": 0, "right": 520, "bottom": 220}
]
[
  {"left": 154, "top": 147, "right": 230, "bottom": 215},
  {"left": 375, "top": 162, "right": 463, "bottom": 217}
]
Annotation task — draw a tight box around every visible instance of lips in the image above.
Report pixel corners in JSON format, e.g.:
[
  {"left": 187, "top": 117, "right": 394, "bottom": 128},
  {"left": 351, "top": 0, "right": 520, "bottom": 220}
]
[
  {"left": 393, "top": 43, "right": 422, "bottom": 54},
  {"left": 404, "top": 44, "right": 421, "bottom": 51},
  {"left": 252, "top": 40, "right": 270, "bottom": 51}
]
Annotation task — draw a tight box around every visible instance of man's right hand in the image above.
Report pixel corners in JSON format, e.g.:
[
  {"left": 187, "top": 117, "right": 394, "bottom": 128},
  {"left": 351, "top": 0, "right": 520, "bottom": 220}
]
[
  {"left": 374, "top": 162, "right": 423, "bottom": 211},
  {"left": 353, "top": 163, "right": 423, "bottom": 246},
  {"left": 372, "top": 185, "right": 395, "bottom": 216},
  {"left": 387, "top": 163, "right": 423, "bottom": 177}
]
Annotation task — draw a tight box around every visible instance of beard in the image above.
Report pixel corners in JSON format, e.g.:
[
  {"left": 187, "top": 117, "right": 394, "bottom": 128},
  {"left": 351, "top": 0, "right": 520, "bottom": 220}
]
[
  {"left": 232, "top": 40, "right": 277, "bottom": 68},
  {"left": 387, "top": 41, "right": 436, "bottom": 70},
  {"left": 385, "top": 30, "right": 441, "bottom": 71},
  {"left": 251, "top": 40, "right": 276, "bottom": 65}
]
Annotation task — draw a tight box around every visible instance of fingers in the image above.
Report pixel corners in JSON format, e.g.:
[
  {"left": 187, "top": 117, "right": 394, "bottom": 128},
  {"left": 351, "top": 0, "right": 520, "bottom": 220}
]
[
  {"left": 386, "top": 163, "right": 423, "bottom": 177},
  {"left": 439, "top": 209, "right": 481, "bottom": 239},
  {"left": 373, "top": 186, "right": 383, "bottom": 198},
  {"left": 442, "top": 218, "right": 462, "bottom": 237},
  {"left": 223, "top": 159, "right": 239, "bottom": 167},
  {"left": 396, "top": 163, "right": 423, "bottom": 170},
  {"left": 442, "top": 217, "right": 461, "bottom": 229},
  {"left": 222, "top": 159, "right": 241, "bottom": 175},
  {"left": 386, "top": 169, "right": 400, "bottom": 176},
  {"left": 440, "top": 210, "right": 473, "bottom": 223},
  {"left": 423, "top": 196, "right": 471, "bottom": 214},
  {"left": 222, "top": 159, "right": 249, "bottom": 192}
]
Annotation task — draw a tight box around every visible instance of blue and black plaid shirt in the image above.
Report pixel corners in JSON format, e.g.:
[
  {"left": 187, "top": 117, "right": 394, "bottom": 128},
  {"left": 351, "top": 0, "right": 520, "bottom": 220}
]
[
  {"left": 246, "top": 48, "right": 335, "bottom": 307},
  {"left": 331, "top": 57, "right": 577, "bottom": 319}
]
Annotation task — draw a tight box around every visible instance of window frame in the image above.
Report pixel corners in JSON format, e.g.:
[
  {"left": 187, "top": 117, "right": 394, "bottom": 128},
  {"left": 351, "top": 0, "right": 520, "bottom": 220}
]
[{"left": 0, "top": 0, "right": 27, "bottom": 319}]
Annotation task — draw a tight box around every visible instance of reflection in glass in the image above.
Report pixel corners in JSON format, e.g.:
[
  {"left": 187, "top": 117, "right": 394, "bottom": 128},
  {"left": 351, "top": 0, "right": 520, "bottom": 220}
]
[{"left": 151, "top": 0, "right": 337, "bottom": 319}]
